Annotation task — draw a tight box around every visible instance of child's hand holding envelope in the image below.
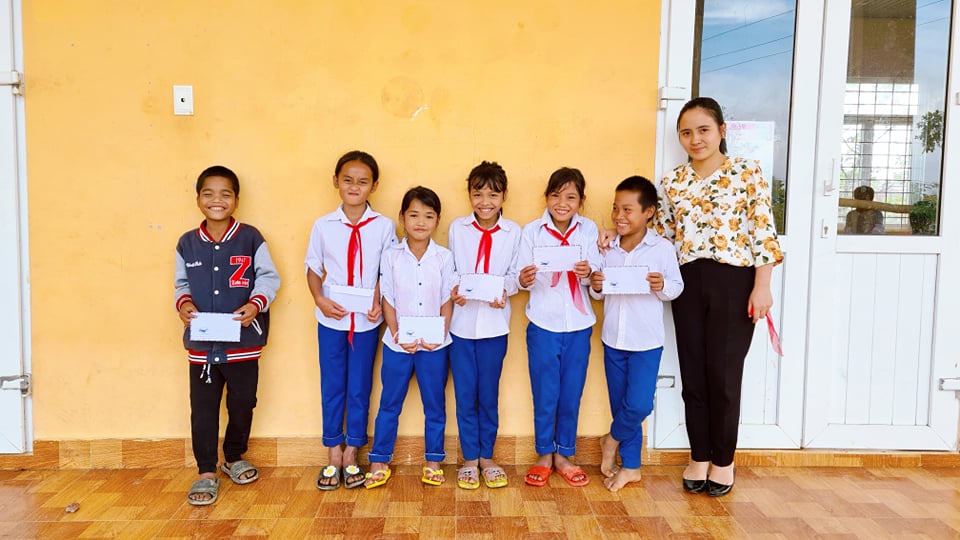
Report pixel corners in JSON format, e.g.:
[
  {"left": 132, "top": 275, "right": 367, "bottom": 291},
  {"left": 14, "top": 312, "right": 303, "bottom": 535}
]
[
  {"left": 532, "top": 245, "right": 582, "bottom": 272},
  {"left": 328, "top": 285, "right": 375, "bottom": 313},
  {"left": 190, "top": 312, "right": 242, "bottom": 342},
  {"left": 458, "top": 274, "right": 506, "bottom": 303},
  {"left": 397, "top": 316, "right": 445, "bottom": 346},
  {"left": 601, "top": 266, "right": 651, "bottom": 295}
]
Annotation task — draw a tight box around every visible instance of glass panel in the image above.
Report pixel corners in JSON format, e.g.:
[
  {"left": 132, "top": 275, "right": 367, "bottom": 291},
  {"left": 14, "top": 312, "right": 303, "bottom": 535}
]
[
  {"left": 838, "top": 0, "right": 950, "bottom": 236},
  {"left": 693, "top": 1, "right": 797, "bottom": 234}
]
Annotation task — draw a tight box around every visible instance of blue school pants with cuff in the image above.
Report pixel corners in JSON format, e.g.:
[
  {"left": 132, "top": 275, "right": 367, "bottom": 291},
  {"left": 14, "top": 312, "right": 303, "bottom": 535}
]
[
  {"left": 525, "top": 323, "right": 591, "bottom": 457},
  {"left": 317, "top": 324, "right": 379, "bottom": 448},
  {"left": 450, "top": 334, "right": 508, "bottom": 461},
  {"left": 603, "top": 345, "right": 662, "bottom": 469},
  {"left": 368, "top": 346, "right": 449, "bottom": 463}
]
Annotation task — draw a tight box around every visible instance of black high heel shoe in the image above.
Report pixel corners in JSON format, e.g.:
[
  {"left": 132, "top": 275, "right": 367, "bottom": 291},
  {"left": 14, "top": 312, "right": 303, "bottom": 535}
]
[
  {"left": 682, "top": 477, "right": 707, "bottom": 493},
  {"left": 707, "top": 468, "right": 735, "bottom": 497}
]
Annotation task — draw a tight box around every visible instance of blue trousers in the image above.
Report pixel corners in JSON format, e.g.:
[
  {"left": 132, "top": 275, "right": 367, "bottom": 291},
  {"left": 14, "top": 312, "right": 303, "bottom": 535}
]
[
  {"left": 525, "top": 323, "right": 592, "bottom": 456},
  {"left": 368, "top": 346, "right": 449, "bottom": 463},
  {"left": 317, "top": 324, "right": 379, "bottom": 447},
  {"left": 450, "top": 334, "right": 508, "bottom": 461},
  {"left": 603, "top": 345, "right": 662, "bottom": 469}
]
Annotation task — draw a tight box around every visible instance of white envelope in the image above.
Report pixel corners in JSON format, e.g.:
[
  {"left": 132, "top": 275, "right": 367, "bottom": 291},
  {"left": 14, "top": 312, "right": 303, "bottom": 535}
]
[
  {"left": 190, "top": 312, "right": 242, "bottom": 342},
  {"left": 602, "top": 266, "right": 651, "bottom": 295},
  {"left": 459, "top": 273, "right": 506, "bottom": 303},
  {"left": 329, "top": 285, "right": 375, "bottom": 313},
  {"left": 533, "top": 245, "right": 582, "bottom": 272},
  {"left": 397, "top": 316, "right": 445, "bottom": 345}
]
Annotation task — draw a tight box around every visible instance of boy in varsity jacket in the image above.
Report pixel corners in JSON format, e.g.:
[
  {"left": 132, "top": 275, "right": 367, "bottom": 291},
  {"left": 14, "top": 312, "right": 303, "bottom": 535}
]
[{"left": 174, "top": 165, "right": 280, "bottom": 506}]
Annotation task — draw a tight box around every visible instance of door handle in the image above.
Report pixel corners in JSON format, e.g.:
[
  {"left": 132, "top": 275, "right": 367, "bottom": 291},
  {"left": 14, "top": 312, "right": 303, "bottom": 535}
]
[{"left": 823, "top": 158, "right": 838, "bottom": 196}]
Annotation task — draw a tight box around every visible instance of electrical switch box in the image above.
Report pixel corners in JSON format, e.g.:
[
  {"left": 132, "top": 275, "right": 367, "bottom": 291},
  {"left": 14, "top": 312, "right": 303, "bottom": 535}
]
[{"left": 173, "top": 85, "right": 194, "bottom": 115}]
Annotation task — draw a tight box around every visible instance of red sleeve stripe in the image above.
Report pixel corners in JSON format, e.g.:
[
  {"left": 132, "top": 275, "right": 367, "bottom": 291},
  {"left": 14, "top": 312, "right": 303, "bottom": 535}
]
[
  {"left": 176, "top": 295, "right": 193, "bottom": 311},
  {"left": 250, "top": 295, "right": 267, "bottom": 312}
]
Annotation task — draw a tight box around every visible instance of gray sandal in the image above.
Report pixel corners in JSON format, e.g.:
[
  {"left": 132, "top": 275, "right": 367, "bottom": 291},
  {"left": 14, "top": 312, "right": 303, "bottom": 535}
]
[
  {"left": 221, "top": 460, "right": 259, "bottom": 485},
  {"left": 317, "top": 465, "right": 340, "bottom": 491},
  {"left": 187, "top": 477, "right": 219, "bottom": 506}
]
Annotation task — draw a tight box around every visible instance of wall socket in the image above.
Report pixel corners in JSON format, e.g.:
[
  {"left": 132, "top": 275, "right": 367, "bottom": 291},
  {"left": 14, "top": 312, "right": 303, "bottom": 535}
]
[{"left": 173, "top": 85, "right": 193, "bottom": 115}]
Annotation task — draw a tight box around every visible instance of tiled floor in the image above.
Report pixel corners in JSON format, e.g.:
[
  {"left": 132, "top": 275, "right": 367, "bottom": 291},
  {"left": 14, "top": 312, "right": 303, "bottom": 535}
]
[{"left": 2, "top": 464, "right": 959, "bottom": 539}]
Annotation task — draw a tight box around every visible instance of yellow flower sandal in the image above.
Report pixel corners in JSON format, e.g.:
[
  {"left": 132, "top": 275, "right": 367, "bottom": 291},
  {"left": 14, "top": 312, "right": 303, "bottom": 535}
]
[
  {"left": 316, "top": 465, "right": 340, "bottom": 491},
  {"left": 364, "top": 467, "right": 392, "bottom": 489},
  {"left": 343, "top": 464, "right": 366, "bottom": 489}
]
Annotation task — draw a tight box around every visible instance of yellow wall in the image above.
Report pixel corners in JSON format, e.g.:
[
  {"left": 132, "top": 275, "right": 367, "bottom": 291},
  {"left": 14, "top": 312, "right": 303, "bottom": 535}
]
[{"left": 23, "top": 1, "right": 661, "bottom": 442}]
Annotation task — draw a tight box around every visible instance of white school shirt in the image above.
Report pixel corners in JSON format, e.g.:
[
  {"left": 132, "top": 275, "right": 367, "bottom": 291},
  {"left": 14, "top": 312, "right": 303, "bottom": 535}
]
[
  {"left": 304, "top": 205, "right": 397, "bottom": 331},
  {"left": 589, "top": 230, "right": 684, "bottom": 351},
  {"left": 448, "top": 215, "right": 522, "bottom": 339},
  {"left": 517, "top": 210, "right": 601, "bottom": 333},
  {"left": 379, "top": 238, "right": 456, "bottom": 353}
]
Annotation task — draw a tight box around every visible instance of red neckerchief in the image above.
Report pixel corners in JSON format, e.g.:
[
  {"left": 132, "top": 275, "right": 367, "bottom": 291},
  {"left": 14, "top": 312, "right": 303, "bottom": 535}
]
[
  {"left": 344, "top": 216, "right": 377, "bottom": 345},
  {"left": 472, "top": 221, "right": 501, "bottom": 273}
]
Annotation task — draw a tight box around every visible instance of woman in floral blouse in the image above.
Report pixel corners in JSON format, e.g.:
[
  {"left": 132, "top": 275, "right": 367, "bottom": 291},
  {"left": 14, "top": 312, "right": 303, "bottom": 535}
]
[{"left": 660, "top": 97, "right": 783, "bottom": 497}]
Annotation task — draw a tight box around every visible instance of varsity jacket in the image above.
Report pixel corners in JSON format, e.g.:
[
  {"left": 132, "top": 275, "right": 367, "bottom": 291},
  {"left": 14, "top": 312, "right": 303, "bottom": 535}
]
[{"left": 174, "top": 218, "right": 280, "bottom": 365}]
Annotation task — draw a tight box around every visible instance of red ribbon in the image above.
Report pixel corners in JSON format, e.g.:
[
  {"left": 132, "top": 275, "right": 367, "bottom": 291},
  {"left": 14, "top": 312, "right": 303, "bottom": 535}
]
[
  {"left": 345, "top": 216, "right": 377, "bottom": 345},
  {"left": 472, "top": 221, "right": 501, "bottom": 273},
  {"left": 541, "top": 222, "right": 587, "bottom": 314},
  {"left": 766, "top": 313, "right": 782, "bottom": 356}
]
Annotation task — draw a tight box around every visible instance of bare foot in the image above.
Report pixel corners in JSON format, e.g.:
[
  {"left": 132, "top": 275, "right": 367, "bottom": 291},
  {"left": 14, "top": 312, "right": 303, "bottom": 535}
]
[
  {"left": 364, "top": 462, "right": 390, "bottom": 488},
  {"left": 535, "top": 454, "right": 553, "bottom": 469},
  {"left": 604, "top": 467, "right": 642, "bottom": 492},
  {"left": 189, "top": 472, "right": 217, "bottom": 503},
  {"left": 683, "top": 459, "right": 709, "bottom": 482},
  {"left": 600, "top": 434, "right": 620, "bottom": 478},
  {"left": 708, "top": 463, "right": 735, "bottom": 485}
]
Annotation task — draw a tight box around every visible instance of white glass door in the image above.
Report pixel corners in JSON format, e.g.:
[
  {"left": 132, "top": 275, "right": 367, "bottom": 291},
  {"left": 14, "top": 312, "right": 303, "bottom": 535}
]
[
  {"left": 651, "top": 0, "right": 806, "bottom": 449},
  {"left": 803, "top": 0, "right": 960, "bottom": 450},
  {"left": 0, "top": 0, "right": 27, "bottom": 454}
]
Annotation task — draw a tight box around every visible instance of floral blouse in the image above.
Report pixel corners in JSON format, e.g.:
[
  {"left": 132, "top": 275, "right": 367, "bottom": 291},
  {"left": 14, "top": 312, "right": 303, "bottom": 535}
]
[{"left": 654, "top": 157, "right": 783, "bottom": 267}]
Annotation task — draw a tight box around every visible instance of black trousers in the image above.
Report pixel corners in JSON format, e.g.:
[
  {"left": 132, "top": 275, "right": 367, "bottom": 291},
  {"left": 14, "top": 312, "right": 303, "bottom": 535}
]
[
  {"left": 671, "top": 259, "right": 755, "bottom": 467},
  {"left": 189, "top": 361, "right": 259, "bottom": 474}
]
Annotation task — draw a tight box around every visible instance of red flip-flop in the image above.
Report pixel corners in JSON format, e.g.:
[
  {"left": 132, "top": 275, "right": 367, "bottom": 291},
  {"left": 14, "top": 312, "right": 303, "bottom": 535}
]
[
  {"left": 524, "top": 465, "right": 553, "bottom": 487},
  {"left": 557, "top": 466, "right": 590, "bottom": 487}
]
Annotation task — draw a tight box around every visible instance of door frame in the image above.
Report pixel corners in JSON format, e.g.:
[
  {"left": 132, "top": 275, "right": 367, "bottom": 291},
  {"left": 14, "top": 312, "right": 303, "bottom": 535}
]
[
  {"left": 802, "top": 0, "right": 960, "bottom": 450},
  {"left": 0, "top": 0, "right": 30, "bottom": 454}
]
